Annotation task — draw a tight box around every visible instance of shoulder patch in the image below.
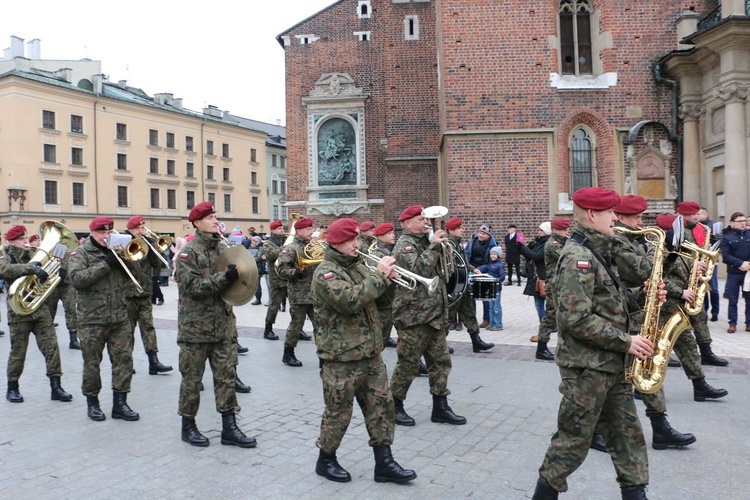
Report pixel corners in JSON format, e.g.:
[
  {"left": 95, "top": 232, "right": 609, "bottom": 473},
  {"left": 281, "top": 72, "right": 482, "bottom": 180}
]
[
  {"left": 179, "top": 253, "right": 189, "bottom": 260},
  {"left": 323, "top": 271, "right": 335, "bottom": 280},
  {"left": 576, "top": 260, "right": 590, "bottom": 269},
  {"left": 281, "top": 250, "right": 288, "bottom": 254},
  {"left": 70, "top": 251, "right": 76, "bottom": 256},
  {"left": 404, "top": 246, "right": 414, "bottom": 253},
  {"left": 551, "top": 241, "right": 559, "bottom": 246}
]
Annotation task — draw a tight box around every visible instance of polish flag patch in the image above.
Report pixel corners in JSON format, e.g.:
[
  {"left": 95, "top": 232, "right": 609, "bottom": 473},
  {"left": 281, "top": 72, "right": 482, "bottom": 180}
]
[
  {"left": 404, "top": 246, "right": 414, "bottom": 252},
  {"left": 70, "top": 251, "right": 76, "bottom": 256},
  {"left": 576, "top": 260, "right": 590, "bottom": 269},
  {"left": 179, "top": 253, "right": 189, "bottom": 259},
  {"left": 323, "top": 272, "right": 335, "bottom": 280}
]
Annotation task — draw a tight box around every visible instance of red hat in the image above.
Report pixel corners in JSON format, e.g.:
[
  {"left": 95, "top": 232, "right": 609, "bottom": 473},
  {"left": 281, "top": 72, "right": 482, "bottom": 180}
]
[
  {"left": 326, "top": 218, "right": 359, "bottom": 245},
  {"left": 655, "top": 214, "right": 677, "bottom": 231},
  {"left": 89, "top": 216, "right": 114, "bottom": 231},
  {"left": 5, "top": 225, "right": 27, "bottom": 241},
  {"left": 126, "top": 215, "right": 145, "bottom": 229},
  {"left": 294, "top": 218, "right": 314, "bottom": 230},
  {"left": 269, "top": 219, "right": 283, "bottom": 230},
  {"left": 445, "top": 218, "right": 462, "bottom": 231},
  {"left": 398, "top": 205, "right": 424, "bottom": 222},
  {"left": 188, "top": 201, "right": 216, "bottom": 222},
  {"left": 572, "top": 187, "right": 621, "bottom": 211},
  {"left": 676, "top": 201, "right": 700, "bottom": 216},
  {"left": 28, "top": 234, "right": 40, "bottom": 243},
  {"left": 359, "top": 221, "right": 375, "bottom": 232},
  {"left": 614, "top": 195, "right": 648, "bottom": 215},
  {"left": 551, "top": 218, "right": 572, "bottom": 231},
  {"left": 374, "top": 222, "right": 394, "bottom": 236}
]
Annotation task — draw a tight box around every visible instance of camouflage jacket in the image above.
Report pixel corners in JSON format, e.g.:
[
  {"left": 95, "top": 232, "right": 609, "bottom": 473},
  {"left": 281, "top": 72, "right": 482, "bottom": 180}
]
[
  {"left": 392, "top": 230, "right": 448, "bottom": 330},
  {"left": 543, "top": 232, "right": 568, "bottom": 297},
  {"left": 612, "top": 222, "right": 652, "bottom": 289},
  {"left": 276, "top": 235, "right": 317, "bottom": 304},
  {"left": 174, "top": 231, "right": 234, "bottom": 343},
  {"left": 0, "top": 245, "right": 53, "bottom": 324},
  {"left": 357, "top": 234, "right": 376, "bottom": 253},
  {"left": 69, "top": 238, "right": 131, "bottom": 326},
  {"left": 258, "top": 234, "right": 288, "bottom": 290},
  {"left": 123, "top": 230, "right": 163, "bottom": 298},
  {"left": 662, "top": 246, "right": 694, "bottom": 316},
  {"left": 554, "top": 222, "right": 639, "bottom": 373},
  {"left": 312, "top": 246, "right": 390, "bottom": 362},
  {"left": 371, "top": 241, "right": 396, "bottom": 311}
]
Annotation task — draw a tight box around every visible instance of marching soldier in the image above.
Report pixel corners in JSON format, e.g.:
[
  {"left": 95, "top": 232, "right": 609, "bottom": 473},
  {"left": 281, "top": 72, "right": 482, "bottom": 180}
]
[
  {"left": 175, "top": 201, "right": 256, "bottom": 448},
  {"left": 371, "top": 222, "right": 399, "bottom": 349},
  {"left": 0, "top": 225, "right": 72, "bottom": 404},
  {"left": 123, "top": 215, "right": 173, "bottom": 375},
  {"left": 69, "top": 217, "right": 139, "bottom": 422},
  {"left": 46, "top": 247, "right": 80, "bottom": 350},
  {"left": 259, "top": 219, "right": 287, "bottom": 341},
  {"left": 311, "top": 218, "right": 416, "bottom": 484},
  {"left": 276, "top": 217, "right": 318, "bottom": 367},
  {"left": 357, "top": 221, "right": 376, "bottom": 251}
]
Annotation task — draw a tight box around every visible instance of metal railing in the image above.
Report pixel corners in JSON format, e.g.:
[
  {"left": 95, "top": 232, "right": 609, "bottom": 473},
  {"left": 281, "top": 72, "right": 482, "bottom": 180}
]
[{"left": 697, "top": 4, "right": 723, "bottom": 31}]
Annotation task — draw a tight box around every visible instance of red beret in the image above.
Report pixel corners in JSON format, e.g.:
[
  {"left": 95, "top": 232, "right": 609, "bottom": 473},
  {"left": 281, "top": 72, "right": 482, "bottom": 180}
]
[
  {"left": 572, "top": 187, "right": 621, "bottom": 211},
  {"left": 126, "top": 215, "right": 145, "bottom": 229},
  {"left": 28, "top": 234, "right": 40, "bottom": 243},
  {"left": 269, "top": 219, "right": 283, "bottom": 230},
  {"left": 614, "top": 195, "right": 647, "bottom": 215},
  {"left": 445, "top": 218, "right": 462, "bottom": 231},
  {"left": 655, "top": 214, "right": 677, "bottom": 231},
  {"left": 5, "top": 225, "right": 27, "bottom": 241},
  {"left": 294, "top": 218, "right": 314, "bottom": 230},
  {"left": 676, "top": 201, "right": 700, "bottom": 216},
  {"left": 359, "top": 221, "right": 375, "bottom": 232},
  {"left": 89, "top": 216, "right": 114, "bottom": 231},
  {"left": 326, "top": 218, "right": 359, "bottom": 245},
  {"left": 374, "top": 223, "right": 394, "bottom": 236},
  {"left": 551, "top": 218, "right": 572, "bottom": 231},
  {"left": 398, "top": 205, "right": 424, "bottom": 222},
  {"left": 188, "top": 202, "right": 216, "bottom": 222}
]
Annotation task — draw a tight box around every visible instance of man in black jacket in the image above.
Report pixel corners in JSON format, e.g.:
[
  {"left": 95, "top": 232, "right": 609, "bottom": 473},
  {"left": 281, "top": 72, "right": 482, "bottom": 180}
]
[{"left": 503, "top": 224, "right": 522, "bottom": 286}]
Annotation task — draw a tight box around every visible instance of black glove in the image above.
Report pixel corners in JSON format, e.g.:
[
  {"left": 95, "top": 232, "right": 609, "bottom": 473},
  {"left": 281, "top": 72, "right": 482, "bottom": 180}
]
[
  {"left": 33, "top": 267, "right": 49, "bottom": 283},
  {"left": 225, "top": 264, "right": 239, "bottom": 282},
  {"left": 29, "top": 261, "right": 41, "bottom": 267},
  {"left": 58, "top": 268, "right": 68, "bottom": 279},
  {"left": 294, "top": 269, "right": 305, "bottom": 279},
  {"left": 104, "top": 252, "right": 119, "bottom": 269}
]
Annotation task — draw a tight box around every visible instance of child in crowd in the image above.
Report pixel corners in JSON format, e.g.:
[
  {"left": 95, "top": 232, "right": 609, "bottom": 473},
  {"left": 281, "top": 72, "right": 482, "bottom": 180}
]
[{"left": 475, "top": 246, "right": 505, "bottom": 331}]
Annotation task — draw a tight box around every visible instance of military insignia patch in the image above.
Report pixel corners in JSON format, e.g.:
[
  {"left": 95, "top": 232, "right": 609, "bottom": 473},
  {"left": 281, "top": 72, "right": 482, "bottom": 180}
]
[
  {"left": 323, "top": 272, "right": 335, "bottom": 280},
  {"left": 551, "top": 241, "right": 559, "bottom": 246},
  {"left": 576, "top": 260, "right": 590, "bottom": 269},
  {"left": 70, "top": 251, "right": 76, "bottom": 256},
  {"left": 404, "top": 246, "right": 414, "bottom": 252},
  {"left": 179, "top": 253, "right": 189, "bottom": 259},
  {"left": 281, "top": 250, "right": 287, "bottom": 254}
]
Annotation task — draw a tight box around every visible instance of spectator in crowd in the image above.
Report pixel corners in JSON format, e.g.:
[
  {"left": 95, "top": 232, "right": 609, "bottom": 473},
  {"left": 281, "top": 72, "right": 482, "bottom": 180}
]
[
  {"left": 720, "top": 211, "right": 750, "bottom": 333},
  {"left": 473, "top": 246, "right": 505, "bottom": 331},
  {"left": 466, "top": 224, "right": 498, "bottom": 328},
  {"left": 519, "top": 222, "right": 551, "bottom": 322},
  {"left": 504, "top": 224, "right": 522, "bottom": 286}
]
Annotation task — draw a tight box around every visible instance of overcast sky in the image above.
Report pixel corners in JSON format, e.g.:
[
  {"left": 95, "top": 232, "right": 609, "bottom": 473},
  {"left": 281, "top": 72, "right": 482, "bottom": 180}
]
[{"left": 1, "top": 0, "right": 336, "bottom": 125}]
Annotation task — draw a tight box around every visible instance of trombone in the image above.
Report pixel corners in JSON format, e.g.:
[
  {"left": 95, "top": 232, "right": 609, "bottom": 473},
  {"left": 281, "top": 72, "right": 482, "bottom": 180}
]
[
  {"left": 141, "top": 226, "right": 173, "bottom": 268},
  {"left": 356, "top": 250, "right": 440, "bottom": 295},
  {"left": 107, "top": 231, "right": 149, "bottom": 294}
]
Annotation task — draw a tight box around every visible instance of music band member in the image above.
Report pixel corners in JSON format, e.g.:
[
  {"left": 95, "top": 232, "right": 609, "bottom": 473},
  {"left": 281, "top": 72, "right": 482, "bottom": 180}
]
[
  {"left": 124, "top": 215, "right": 173, "bottom": 375},
  {"left": 390, "top": 205, "right": 466, "bottom": 427},
  {"left": 357, "top": 220, "right": 376, "bottom": 251},
  {"left": 45, "top": 246, "right": 81, "bottom": 350},
  {"left": 69, "top": 216, "right": 139, "bottom": 422},
  {"left": 259, "top": 219, "right": 287, "bottom": 341},
  {"left": 371, "top": 222, "right": 399, "bottom": 349},
  {"left": 311, "top": 218, "right": 416, "bottom": 484},
  {"left": 0, "top": 225, "right": 72, "bottom": 404}
]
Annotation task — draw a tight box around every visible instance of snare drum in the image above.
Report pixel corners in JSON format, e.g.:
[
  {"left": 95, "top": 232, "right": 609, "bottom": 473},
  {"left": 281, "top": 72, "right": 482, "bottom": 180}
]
[{"left": 470, "top": 274, "right": 498, "bottom": 301}]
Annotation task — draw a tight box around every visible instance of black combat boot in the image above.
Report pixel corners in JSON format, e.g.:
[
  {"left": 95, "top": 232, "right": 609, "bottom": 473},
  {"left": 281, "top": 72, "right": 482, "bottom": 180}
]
[
  {"left": 621, "top": 485, "right": 648, "bottom": 499},
  {"left": 86, "top": 395, "right": 106, "bottom": 421},
  {"left": 384, "top": 337, "right": 398, "bottom": 348},
  {"left": 698, "top": 342, "right": 729, "bottom": 366},
  {"left": 650, "top": 413, "right": 695, "bottom": 450},
  {"left": 251, "top": 292, "right": 262, "bottom": 305},
  {"left": 299, "top": 330, "right": 313, "bottom": 341},
  {"left": 315, "top": 449, "right": 351, "bottom": 483},
  {"left": 237, "top": 341, "right": 249, "bottom": 354},
  {"left": 536, "top": 341, "right": 554, "bottom": 361},
  {"left": 692, "top": 377, "right": 728, "bottom": 401},
  {"left": 235, "top": 375, "right": 251, "bottom": 393},
  {"left": 418, "top": 359, "right": 429, "bottom": 377},
  {"left": 590, "top": 427, "right": 607, "bottom": 453},
  {"left": 220, "top": 412, "right": 257, "bottom": 448},
  {"left": 112, "top": 391, "right": 140, "bottom": 421},
  {"left": 282, "top": 346, "right": 303, "bottom": 367},
  {"left": 532, "top": 476, "right": 559, "bottom": 500},
  {"left": 50, "top": 376, "right": 73, "bottom": 402},
  {"left": 147, "top": 352, "right": 173, "bottom": 375},
  {"left": 181, "top": 416, "right": 209, "bottom": 447},
  {"left": 373, "top": 445, "right": 417, "bottom": 483},
  {"left": 393, "top": 397, "right": 415, "bottom": 426},
  {"left": 69, "top": 331, "right": 81, "bottom": 350},
  {"left": 633, "top": 388, "right": 643, "bottom": 400},
  {"left": 470, "top": 332, "right": 495, "bottom": 352},
  {"left": 263, "top": 323, "right": 279, "bottom": 340},
  {"left": 431, "top": 395, "right": 467, "bottom": 425},
  {"left": 6, "top": 380, "right": 23, "bottom": 403}
]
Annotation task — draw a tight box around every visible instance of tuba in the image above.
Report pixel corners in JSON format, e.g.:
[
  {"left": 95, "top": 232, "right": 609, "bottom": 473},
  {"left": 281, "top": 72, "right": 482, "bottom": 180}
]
[
  {"left": 680, "top": 223, "right": 721, "bottom": 316},
  {"left": 8, "top": 221, "right": 78, "bottom": 315}
]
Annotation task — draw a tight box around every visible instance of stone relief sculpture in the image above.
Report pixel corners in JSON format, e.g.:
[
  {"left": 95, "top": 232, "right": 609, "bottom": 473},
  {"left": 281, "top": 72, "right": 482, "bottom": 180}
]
[
  {"left": 317, "top": 118, "right": 356, "bottom": 186},
  {"left": 624, "top": 176, "right": 633, "bottom": 195}
]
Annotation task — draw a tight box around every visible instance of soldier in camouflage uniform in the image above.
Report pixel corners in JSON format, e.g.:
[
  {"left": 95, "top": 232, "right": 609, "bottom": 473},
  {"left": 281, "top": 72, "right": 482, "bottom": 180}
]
[
  {"left": 390, "top": 205, "right": 466, "bottom": 427},
  {"left": 46, "top": 250, "right": 80, "bottom": 350},
  {"left": 357, "top": 220, "right": 376, "bottom": 252},
  {"left": 69, "top": 216, "right": 140, "bottom": 422},
  {"left": 174, "top": 201, "right": 256, "bottom": 448},
  {"left": 259, "top": 219, "right": 287, "bottom": 341},
  {"left": 370, "top": 222, "right": 399, "bottom": 349},
  {"left": 533, "top": 188, "right": 654, "bottom": 500},
  {"left": 311, "top": 218, "right": 416, "bottom": 484},
  {"left": 444, "top": 218, "right": 494, "bottom": 352},
  {"left": 123, "top": 215, "right": 173, "bottom": 375},
  {"left": 0, "top": 225, "right": 72, "bottom": 404},
  {"left": 276, "top": 217, "right": 318, "bottom": 367}
]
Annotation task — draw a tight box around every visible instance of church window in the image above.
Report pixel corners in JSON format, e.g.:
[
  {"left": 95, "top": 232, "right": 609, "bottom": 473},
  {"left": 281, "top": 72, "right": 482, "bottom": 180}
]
[{"left": 559, "top": 0, "right": 593, "bottom": 75}]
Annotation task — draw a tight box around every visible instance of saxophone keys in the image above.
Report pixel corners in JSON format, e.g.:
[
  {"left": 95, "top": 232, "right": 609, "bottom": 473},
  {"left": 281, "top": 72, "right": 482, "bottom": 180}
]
[{"left": 652, "top": 354, "right": 666, "bottom": 367}]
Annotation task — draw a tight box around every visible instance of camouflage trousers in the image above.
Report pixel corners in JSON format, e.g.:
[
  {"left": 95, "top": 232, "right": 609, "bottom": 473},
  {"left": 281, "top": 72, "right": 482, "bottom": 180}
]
[
  {"left": 450, "top": 293, "right": 480, "bottom": 334},
  {"left": 390, "top": 324, "right": 452, "bottom": 401},
  {"left": 378, "top": 308, "right": 396, "bottom": 347},
  {"left": 7, "top": 317, "right": 62, "bottom": 381},
  {"left": 640, "top": 388, "right": 666, "bottom": 417},
  {"left": 672, "top": 329, "right": 704, "bottom": 380},
  {"left": 80, "top": 320, "right": 134, "bottom": 395},
  {"left": 537, "top": 294, "right": 557, "bottom": 343},
  {"left": 539, "top": 367, "right": 649, "bottom": 492},
  {"left": 178, "top": 338, "right": 240, "bottom": 417},
  {"left": 265, "top": 285, "right": 287, "bottom": 325},
  {"left": 317, "top": 356, "right": 395, "bottom": 454},
  {"left": 126, "top": 295, "right": 159, "bottom": 353},
  {"left": 47, "top": 282, "right": 78, "bottom": 332},
  {"left": 689, "top": 309, "right": 712, "bottom": 344},
  {"left": 285, "top": 303, "right": 317, "bottom": 348}
]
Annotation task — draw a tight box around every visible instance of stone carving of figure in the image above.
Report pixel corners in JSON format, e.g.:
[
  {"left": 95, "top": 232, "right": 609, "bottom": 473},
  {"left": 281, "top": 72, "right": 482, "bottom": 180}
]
[
  {"left": 317, "top": 119, "right": 356, "bottom": 186},
  {"left": 670, "top": 175, "right": 678, "bottom": 198},
  {"left": 329, "top": 74, "right": 341, "bottom": 95},
  {"left": 624, "top": 176, "right": 633, "bottom": 195}
]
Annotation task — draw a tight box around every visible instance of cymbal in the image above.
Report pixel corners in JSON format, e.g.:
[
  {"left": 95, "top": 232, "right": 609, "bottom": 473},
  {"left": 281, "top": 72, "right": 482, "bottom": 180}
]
[{"left": 215, "top": 246, "right": 259, "bottom": 306}]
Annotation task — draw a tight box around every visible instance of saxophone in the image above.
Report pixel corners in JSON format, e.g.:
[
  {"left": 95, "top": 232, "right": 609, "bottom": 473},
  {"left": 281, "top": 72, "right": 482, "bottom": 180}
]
[
  {"left": 682, "top": 223, "right": 720, "bottom": 316},
  {"left": 615, "top": 226, "right": 690, "bottom": 394}
]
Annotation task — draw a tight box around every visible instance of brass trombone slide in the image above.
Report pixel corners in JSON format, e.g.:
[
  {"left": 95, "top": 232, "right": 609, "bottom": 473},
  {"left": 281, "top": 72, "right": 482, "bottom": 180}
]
[
  {"left": 141, "top": 226, "right": 173, "bottom": 268},
  {"left": 356, "top": 250, "right": 440, "bottom": 295},
  {"left": 107, "top": 232, "right": 147, "bottom": 294}
]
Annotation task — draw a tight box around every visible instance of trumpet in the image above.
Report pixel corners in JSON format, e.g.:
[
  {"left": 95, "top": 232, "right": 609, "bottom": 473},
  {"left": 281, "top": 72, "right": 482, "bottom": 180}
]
[
  {"left": 141, "top": 226, "right": 173, "bottom": 268},
  {"left": 107, "top": 231, "right": 149, "bottom": 294},
  {"left": 357, "top": 250, "right": 440, "bottom": 294}
]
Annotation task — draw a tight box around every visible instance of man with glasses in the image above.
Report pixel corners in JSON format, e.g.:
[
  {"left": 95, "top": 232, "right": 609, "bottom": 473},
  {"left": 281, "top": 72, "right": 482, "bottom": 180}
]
[{"left": 720, "top": 212, "right": 750, "bottom": 333}]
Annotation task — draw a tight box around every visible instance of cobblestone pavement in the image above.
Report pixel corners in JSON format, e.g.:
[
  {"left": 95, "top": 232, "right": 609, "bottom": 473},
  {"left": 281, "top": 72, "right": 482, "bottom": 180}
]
[{"left": 0, "top": 278, "right": 747, "bottom": 499}]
